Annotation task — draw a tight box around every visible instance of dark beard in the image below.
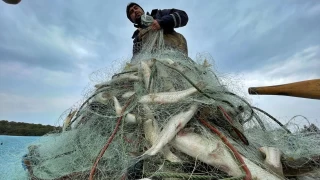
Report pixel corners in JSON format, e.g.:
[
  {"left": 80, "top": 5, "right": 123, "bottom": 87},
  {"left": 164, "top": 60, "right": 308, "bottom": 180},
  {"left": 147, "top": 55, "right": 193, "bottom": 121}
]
[{"left": 134, "top": 16, "right": 143, "bottom": 28}]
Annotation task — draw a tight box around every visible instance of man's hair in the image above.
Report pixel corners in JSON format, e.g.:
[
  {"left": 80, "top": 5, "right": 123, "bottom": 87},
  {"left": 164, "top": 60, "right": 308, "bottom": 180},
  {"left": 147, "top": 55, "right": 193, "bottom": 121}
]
[{"left": 126, "top": 2, "right": 144, "bottom": 23}]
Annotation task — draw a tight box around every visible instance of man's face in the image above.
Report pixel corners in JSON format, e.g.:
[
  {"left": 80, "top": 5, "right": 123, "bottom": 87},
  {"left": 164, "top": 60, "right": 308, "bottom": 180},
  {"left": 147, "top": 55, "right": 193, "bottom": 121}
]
[{"left": 129, "top": 5, "right": 144, "bottom": 23}]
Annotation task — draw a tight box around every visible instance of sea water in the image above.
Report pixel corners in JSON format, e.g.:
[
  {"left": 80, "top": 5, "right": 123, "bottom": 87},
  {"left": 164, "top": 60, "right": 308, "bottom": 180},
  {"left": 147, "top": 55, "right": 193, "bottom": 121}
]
[{"left": 0, "top": 135, "right": 39, "bottom": 180}]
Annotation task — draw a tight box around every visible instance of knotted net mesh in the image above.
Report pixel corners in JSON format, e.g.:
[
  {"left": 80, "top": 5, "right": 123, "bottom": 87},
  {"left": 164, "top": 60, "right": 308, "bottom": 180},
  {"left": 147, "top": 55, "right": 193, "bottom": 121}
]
[{"left": 21, "top": 29, "right": 320, "bottom": 180}]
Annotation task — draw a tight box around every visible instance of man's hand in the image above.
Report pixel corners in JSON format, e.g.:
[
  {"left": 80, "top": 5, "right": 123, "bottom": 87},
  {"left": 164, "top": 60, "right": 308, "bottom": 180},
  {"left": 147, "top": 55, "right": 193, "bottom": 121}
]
[{"left": 151, "top": 20, "right": 161, "bottom": 30}]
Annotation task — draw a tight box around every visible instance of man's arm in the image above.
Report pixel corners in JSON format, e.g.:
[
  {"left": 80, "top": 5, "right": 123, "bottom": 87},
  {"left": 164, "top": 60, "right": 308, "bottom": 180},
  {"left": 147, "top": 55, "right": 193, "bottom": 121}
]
[{"left": 155, "top": 9, "right": 189, "bottom": 30}]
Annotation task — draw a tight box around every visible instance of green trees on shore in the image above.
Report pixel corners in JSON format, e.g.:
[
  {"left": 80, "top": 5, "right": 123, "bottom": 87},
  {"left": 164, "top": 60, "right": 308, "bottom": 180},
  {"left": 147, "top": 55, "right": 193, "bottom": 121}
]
[{"left": 0, "top": 120, "right": 61, "bottom": 136}]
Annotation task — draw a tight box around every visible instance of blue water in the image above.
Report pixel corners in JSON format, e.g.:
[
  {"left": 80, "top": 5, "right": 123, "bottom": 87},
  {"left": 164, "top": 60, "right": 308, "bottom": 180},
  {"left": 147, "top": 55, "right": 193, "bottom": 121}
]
[{"left": 0, "top": 135, "right": 40, "bottom": 180}]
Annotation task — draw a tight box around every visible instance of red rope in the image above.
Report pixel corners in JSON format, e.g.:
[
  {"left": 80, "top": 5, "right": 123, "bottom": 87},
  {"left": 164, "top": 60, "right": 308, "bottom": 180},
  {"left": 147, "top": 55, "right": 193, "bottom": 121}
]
[
  {"left": 120, "top": 174, "right": 127, "bottom": 180},
  {"left": 218, "top": 106, "right": 249, "bottom": 145},
  {"left": 197, "top": 117, "right": 252, "bottom": 180},
  {"left": 89, "top": 98, "right": 133, "bottom": 180}
]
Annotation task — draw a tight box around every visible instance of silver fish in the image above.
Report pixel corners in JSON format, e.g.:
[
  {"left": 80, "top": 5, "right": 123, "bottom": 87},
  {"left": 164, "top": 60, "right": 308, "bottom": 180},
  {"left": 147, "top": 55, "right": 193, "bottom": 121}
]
[
  {"left": 171, "top": 130, "right": 283, "bottom": 179},
  {"left": 122, "top": 91, "right": 136, "bottom": 99},
  {"left": 138, "top": 86, "right": 203, "bottom": 104},
  {"left": 125, "top": 113, "right": 138, "bottom": 124},
  {"left": 113, "top": 96, "right": 122, "bottom": 115},
  {"left": 94, "top": 92, "right": 112, "bottom": 105},
  {"left": 141, "top": 61, "right": 151, "bottom": 90},
  {"left": 242, "top": 156, "right": 283, "bottom": 180},
  {"left": 127, "top": 58, "right": 155, "bottom": 71},
  {"left": 158, "top": 58, "right": 175, "bottom": 65},
  {"left": 259, "top": 146, "right": 284, "bottom": 177},
  {"left": 143, "top": 104, "right": 198, "bottom": 156},
  {"left": 142, "top": 104, "right": 181, "bottom": 162},
  {"left": 95, "top": 73, "right": 140, "bottom": 89},
  {"left": 157, "top": 58, "right": 185, "bottom": 72},
  {"left": 113, "top": 96, "right": 137, "bottom": 124},
  {"left": 143, "top": 119, "right": 182, "bottom": 162},
  {"left": 171, "top": 130, "right": 242, "bottom": 177}
]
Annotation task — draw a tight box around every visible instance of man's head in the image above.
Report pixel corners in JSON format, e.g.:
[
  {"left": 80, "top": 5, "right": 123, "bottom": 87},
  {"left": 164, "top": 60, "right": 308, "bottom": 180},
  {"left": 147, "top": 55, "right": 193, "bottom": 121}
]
[{"left": 126, "top": 2, "right": 144, "bottom": 24}]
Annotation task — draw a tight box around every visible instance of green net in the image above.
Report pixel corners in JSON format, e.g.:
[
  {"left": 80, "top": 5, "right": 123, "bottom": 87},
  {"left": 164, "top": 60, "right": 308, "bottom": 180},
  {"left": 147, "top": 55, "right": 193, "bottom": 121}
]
[{"left": 22, "top": 30, "right": 320, "bottom": 180}]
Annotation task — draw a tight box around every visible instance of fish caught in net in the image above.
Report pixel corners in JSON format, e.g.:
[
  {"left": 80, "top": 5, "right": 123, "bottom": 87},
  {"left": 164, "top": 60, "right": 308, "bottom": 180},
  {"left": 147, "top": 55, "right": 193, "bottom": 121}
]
[{"left": 21, "top": 30, "right": 320, "bottom": 180}]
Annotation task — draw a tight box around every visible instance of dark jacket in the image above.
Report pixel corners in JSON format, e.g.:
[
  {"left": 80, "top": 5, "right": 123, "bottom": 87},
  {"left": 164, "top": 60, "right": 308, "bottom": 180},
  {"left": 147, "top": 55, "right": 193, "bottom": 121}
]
[{"left": 131, "top": 8, "right": 189, "bottom": 56}]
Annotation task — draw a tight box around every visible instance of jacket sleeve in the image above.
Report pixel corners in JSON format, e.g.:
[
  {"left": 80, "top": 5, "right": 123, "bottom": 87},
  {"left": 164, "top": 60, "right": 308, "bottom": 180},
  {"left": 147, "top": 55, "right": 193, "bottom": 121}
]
[{"left": 156, "top": 9, "right": 189, "bottom": 30}]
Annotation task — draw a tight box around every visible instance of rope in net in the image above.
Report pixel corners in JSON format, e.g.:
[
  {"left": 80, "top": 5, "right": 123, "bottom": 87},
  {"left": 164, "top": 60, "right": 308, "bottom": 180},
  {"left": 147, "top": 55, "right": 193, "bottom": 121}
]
[{"left": 22, "top": 29, "right": 320, "bottom": 180}]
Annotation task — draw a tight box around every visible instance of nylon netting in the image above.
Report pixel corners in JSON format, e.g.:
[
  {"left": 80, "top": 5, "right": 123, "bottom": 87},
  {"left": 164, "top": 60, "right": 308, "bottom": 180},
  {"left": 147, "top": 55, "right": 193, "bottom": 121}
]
[{"left": 21, "top": 29, "right": 320, "bottom": 180}]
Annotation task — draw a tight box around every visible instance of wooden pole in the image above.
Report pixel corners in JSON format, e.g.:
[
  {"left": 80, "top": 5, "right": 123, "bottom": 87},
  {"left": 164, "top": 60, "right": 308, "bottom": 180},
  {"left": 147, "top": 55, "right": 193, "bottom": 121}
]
[{"left": 248, "top": 79, "right": 320, "bottom": 100}]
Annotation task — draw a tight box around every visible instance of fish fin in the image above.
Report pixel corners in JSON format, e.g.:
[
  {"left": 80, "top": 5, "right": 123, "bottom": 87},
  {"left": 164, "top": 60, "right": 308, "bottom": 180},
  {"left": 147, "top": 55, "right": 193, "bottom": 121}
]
[
  {"left": 113, "top": 96, "right": 122, "bottom": 115},
  {"left": 178, "top": 127, "right": 195, "bottom": 136},
  {"left": 162, "top": 146, "right": 182, "bottom": 163}
]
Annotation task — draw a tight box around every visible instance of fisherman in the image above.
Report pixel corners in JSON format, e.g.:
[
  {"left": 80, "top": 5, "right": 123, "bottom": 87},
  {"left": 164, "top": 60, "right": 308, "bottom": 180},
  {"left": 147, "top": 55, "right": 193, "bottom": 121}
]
[{"left": 126, "top": 2, "right": 189, "bottom": 58}]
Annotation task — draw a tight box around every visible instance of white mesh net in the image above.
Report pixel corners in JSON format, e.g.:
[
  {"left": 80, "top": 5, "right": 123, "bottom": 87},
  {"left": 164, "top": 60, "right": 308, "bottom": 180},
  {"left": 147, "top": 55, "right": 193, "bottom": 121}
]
[{"left": 21, "top": 30, "right": 320, "bottom": 180}]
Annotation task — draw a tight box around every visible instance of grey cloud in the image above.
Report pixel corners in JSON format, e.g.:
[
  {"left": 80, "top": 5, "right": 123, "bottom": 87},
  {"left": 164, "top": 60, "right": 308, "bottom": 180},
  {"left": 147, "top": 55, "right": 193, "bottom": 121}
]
[
  {"left": 0, "top": 1, "right": 133, "bottom": 73},
  {"left": 183, "top": 0, "right": 320, "bottom": 72},
  {"left": 0, "top": 42, "right": 76, "bottom": 71},
  {"left": 225, "top": 14, "right": 320, "bottom": 71},
  {"left": 1, "top": 0, "right": 320, "bottom": 125}
]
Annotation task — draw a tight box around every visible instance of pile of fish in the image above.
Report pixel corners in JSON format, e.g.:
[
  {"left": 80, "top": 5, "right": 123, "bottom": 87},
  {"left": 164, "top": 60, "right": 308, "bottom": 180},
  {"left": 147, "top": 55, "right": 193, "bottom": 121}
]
[{"left": 24, "top": 53, "right": 320, "bottom": 180}]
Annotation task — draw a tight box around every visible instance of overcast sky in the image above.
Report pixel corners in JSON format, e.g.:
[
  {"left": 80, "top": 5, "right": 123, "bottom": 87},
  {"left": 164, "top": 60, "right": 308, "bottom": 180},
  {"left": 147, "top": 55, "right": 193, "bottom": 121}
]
[{"left": 0, "top": 0, "right": 319, "bottom": 127}]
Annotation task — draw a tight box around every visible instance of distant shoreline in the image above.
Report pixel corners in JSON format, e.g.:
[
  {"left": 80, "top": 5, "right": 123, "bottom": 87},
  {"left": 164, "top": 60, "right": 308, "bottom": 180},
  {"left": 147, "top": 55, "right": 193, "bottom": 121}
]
[
  {"left": 0, "top": 134, "right": 42, "bottom": 137},
  {"left": 0, "top": 120, "right": 61, "bottom": 136}
]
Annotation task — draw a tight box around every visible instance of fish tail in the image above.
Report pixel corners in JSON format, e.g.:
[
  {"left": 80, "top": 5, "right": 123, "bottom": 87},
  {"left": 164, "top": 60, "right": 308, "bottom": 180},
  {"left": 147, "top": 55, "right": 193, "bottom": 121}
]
[{"left": 134, "top": 152, "right": 151, "bottom": 162}]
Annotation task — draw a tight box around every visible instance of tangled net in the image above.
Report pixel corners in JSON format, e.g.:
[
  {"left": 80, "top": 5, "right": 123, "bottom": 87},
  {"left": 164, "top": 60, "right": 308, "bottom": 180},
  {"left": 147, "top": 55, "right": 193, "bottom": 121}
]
[{"left": 22, "top": 30, "right": 320, "bottom": 180}]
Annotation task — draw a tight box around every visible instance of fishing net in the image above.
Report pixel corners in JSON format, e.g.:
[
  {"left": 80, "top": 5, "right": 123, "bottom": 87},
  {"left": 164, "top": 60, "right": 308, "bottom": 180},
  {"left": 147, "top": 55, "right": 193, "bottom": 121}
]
[{"left": 22, "top": 29, "right": 320, "bottom": 180}]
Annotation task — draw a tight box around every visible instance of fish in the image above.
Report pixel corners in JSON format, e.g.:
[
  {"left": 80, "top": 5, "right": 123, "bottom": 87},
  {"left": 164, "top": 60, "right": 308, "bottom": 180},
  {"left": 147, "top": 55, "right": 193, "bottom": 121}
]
[
  {"left": 95, "top": 73, "right": 140, "bottom": 89},
  {"left": 158, "top": 58, "right": 175, "bottom": 65},
  {"left": 141, "top": 61, "right": 151, "bottom": 90},
  {"left": 259, "top": 146, "right": 284, "bottom": 177},
  {"left": 94, "top": 92, "right": 112, "bottom": 104},
  {"left": 142, "top": 104, "right": 182, "bottom": 162},
  {"left": 241, "top": 156, "right": 283, "bottom": 180},
  {"left": 113, "top": 96, "right": 138, "bottom": 124},
  {"left": 143, "top": 119, "right": 182, "bottom": 163},
  {"left": 171, "top": 130, "right": 283, "bottom": 179},
  {"left": 126, "top": 58, "right": 156, "bottom": 71},
  {"left": 138, "top": 83, "right": 205, "bottom": 104},
  {"left": 125, "top": 113, "right": 138, "bottom": 124},
  {"left": 158, "top": 58, "right": 185, "bottom": 72},
  {"left": 122, "top": 91, "right": 136, "bottom": 99},
  {"left": 143, "top": 119, "right": 159, "bottom": 143},
  {"left": 142, "top": 104, "right": 198, "bottom": 156},
  {"left": 171, "top": 130, "right": 243, "bottom": 177},
  {"left": 113, "top": 96, "right": 122, "bottom": 115},
  {"left": 63, "top": 110, "right": 77, "bottom": 131}
]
